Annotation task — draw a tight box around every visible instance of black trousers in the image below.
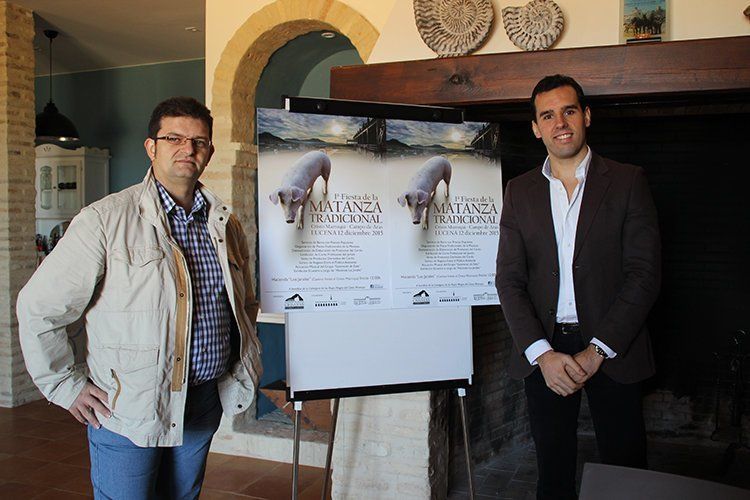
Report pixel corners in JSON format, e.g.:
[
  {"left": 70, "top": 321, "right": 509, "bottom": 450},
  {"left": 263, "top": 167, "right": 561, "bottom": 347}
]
[{"left": 524, "top": 330, "right": 647, "bottom": 500}]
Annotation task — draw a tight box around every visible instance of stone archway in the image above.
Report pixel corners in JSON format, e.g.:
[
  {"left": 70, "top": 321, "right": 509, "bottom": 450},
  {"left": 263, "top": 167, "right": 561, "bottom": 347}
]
[{"left": 207, "top": 0, "right": 378, "bottom": 272}]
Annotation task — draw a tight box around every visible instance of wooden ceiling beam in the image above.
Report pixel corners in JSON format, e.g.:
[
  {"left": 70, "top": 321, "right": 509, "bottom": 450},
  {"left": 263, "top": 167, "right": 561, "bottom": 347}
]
[{"left": 330, "top": 36, "right": 750, "bottom": 107}]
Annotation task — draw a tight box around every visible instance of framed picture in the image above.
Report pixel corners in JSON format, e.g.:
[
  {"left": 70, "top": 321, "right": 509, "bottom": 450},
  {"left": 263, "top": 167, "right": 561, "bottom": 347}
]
[{"left": 622, "top": 0, "right": 667, "bottom": 43}]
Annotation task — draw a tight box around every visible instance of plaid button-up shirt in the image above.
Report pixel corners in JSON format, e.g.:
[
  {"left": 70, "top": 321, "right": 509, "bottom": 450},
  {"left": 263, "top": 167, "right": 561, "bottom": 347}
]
[{"left": 156, "top": 181, "right": 233, "bottom": 385}]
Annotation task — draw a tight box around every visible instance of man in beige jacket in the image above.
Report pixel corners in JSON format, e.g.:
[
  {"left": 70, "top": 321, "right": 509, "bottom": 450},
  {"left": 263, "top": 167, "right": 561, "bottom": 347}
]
[{"left": 18, "top": 97, "right": 262, "bottom": 499}]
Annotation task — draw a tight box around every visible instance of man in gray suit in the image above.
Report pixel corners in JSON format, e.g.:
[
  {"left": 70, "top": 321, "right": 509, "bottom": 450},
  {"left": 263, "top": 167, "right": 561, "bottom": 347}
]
[{"left": 496, "top": 74, "right": 661, "bottom": 499}]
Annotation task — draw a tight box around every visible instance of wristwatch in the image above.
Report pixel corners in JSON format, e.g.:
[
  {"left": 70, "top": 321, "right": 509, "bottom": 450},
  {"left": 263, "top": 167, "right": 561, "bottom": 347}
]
[{"left": 590, "top": 343, "right": 608, "bottom": 359}]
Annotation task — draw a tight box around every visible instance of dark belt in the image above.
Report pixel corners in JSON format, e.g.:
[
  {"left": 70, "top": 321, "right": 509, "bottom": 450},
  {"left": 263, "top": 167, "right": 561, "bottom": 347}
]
[{"left": 555, "top": 322, "right": 580, "bottom": 335}]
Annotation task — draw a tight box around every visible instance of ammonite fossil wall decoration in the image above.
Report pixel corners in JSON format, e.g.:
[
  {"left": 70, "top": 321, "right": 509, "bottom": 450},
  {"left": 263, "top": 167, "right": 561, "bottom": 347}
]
[
  {"left": 502, "top": 0, "right": 564, "bottom": 51},
  {"left": 414, "top": 0, "right": 494, "bottom": 57}
]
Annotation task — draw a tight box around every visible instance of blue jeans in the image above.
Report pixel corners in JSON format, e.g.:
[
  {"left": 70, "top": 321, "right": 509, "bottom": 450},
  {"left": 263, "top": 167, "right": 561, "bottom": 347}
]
[{"left": 88, "top": 379, "right": 223, "bottom": 500}]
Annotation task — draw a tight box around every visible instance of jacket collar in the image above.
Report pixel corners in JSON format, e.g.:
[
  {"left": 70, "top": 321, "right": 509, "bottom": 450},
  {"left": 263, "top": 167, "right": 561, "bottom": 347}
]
[
  {"left": 526, "top": 150, "right": 611, "bottom": 265},
  {"left": 573, "top": 152, "right": 611, "bottom": 261},
  {"left": 137, "top": 168, "right": 231, "bottom": 234}
]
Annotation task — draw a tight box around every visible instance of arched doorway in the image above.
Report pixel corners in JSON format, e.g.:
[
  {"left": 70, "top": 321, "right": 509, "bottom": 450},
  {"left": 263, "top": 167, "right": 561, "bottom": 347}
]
[{"left": 207, "top": 0, "right": 378, "bottom": 447}]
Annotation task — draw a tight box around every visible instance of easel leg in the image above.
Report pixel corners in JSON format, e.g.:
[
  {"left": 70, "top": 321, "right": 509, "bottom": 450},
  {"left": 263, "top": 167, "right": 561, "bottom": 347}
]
[
  {"left": 293, "top": 401, "right": 302, "bottom": 500},
  {"left": 458, "top": 388, "right": 475, "bottom": 500},
  {"left": 321, "top": 398, "right": 340, "bottom": 500}
]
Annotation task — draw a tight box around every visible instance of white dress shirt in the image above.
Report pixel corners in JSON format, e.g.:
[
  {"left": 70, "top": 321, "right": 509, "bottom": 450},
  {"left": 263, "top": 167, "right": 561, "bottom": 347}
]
[{"left": 525, "top": 147, "right": 617, "bottom": 365}]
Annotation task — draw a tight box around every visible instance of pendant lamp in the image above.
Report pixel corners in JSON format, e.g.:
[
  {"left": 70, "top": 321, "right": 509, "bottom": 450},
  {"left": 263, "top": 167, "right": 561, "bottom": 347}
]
[{"left": 35, "top": 29, "right": 80, "bottom": 145}]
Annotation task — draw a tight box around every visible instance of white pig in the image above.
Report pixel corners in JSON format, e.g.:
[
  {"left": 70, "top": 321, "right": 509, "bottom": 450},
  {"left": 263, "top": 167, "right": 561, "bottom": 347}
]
[
  {"left": 269, "top": 150, "right": 331, "bottom": 229},
  {"left": 397, "top": 156, "right": 452, "bottom": 229}
]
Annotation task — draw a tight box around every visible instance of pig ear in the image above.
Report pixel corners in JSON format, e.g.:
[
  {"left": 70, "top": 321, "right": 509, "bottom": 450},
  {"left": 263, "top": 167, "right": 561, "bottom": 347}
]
[
  {"left": 417, "top": 190, "right": 429, "bottom": 205},
  {"left": 269, "top": 190, "right": 280, "bottom": 205},
  {"left": 397, "top": 193, "right": 407, "bottom": 207},
  {"left": 290, "top": 186, "right": 305, "bottom": 202}
]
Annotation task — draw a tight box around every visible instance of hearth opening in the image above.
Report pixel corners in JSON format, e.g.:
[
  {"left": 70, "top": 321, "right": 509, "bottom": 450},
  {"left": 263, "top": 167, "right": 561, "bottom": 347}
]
[{"left": 448, "top": 93, "right": 750, "bottom": 490}]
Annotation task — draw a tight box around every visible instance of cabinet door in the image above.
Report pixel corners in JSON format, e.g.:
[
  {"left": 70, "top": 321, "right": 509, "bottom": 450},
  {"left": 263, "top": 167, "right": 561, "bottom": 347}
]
[
  {"left": 36, "top": 159, "right": 83, "bottom": 218},
  {"left": 38, "top": 165, "right": 53, "bottom": 211},
  {"left": 55, "top": 162, "right": 82, "bottom": 215}
]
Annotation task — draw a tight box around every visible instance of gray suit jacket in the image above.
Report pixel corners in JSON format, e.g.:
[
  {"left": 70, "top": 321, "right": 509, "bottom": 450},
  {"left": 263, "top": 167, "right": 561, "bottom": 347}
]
[{"left": 495, "top": 152, "right": 661, "bottom": 383}]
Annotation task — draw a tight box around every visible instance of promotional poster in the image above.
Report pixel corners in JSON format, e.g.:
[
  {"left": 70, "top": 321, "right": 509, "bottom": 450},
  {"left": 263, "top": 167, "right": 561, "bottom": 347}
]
[
  {"left": 257, "top": 107, "right": 502, "bottom": 313},
  {"left": 258, "top": 109, "right": 392, "bottom": 313},
  {"left": 387, "top": 120, "right": 502, "bottom": 308}
]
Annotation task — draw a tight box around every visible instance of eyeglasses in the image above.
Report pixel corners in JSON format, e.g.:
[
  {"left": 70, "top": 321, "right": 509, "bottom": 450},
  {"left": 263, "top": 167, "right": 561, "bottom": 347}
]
[{"left": 154, "top": 135, "right": 212, "bottom": 150}]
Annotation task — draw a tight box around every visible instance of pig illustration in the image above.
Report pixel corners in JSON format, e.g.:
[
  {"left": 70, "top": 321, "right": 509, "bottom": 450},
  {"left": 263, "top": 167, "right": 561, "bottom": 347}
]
[
  {"left": 269, "top": 150, "right": 331, "bottom": 229},
  {"left": 397, "top": 156, "right": 452, "bottom": 229}
]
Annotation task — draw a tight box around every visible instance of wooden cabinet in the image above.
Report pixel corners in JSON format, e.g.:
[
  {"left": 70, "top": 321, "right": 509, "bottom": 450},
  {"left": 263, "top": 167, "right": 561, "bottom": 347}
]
[{"left": 35, "top": 144, "right": 110, "bottom": 236}]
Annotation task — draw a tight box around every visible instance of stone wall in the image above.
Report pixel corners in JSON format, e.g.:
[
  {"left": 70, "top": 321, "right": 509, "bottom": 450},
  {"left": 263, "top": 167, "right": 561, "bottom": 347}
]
[
  {"left": 0, "top": 1, "right": 39, "bottom": 408},
  {"left": 332, "top": 391, "right": 448, "bottom": 499}
]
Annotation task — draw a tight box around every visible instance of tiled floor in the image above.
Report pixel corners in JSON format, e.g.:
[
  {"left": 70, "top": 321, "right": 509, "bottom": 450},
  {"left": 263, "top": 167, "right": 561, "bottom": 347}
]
[
  {"left": 0, "top": 399, "right": 330, "bottom": 499},
  {"left": 449, "top": 435, "right": 750, "bottom": 499},
  {"left": 5, "top": 399, "right": 750, "bottom": 499}
]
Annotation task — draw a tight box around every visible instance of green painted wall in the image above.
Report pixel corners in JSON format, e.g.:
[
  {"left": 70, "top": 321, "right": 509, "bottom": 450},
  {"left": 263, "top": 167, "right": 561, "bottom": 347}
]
[
  {"left": 298, "top": 50, "right": 360, "bottom": 98},
  {"left": 255, "top": 31, "right": 362, "bottom": 109},
  {"left": 35, "top": 59, "right": 205, "bottom": 193}
]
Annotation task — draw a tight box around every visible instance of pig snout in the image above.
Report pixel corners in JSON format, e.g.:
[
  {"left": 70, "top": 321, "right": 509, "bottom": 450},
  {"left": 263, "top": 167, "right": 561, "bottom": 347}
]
[
  {"left": 284, "top": 203, "right": 301, "bottom": 223},
  {"left": 410, "top": 206, "right": 425, "bottom": 224}
]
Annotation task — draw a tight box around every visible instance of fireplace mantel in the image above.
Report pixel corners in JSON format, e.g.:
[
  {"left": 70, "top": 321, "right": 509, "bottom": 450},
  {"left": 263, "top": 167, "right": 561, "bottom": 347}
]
[{"left": 330, "top": 36, "right": 750, "bottom": 107}]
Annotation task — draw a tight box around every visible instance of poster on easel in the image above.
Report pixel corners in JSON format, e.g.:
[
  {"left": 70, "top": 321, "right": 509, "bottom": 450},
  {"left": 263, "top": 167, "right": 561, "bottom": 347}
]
[
  {"left": 257, "top": 109, "right": 392, "bottom": 313},
  {"left": 387, "top": 120, "right": 502, "bottom": 308},
  {"left": 257, "top": 99, "right": 502, "bottom": 314}
]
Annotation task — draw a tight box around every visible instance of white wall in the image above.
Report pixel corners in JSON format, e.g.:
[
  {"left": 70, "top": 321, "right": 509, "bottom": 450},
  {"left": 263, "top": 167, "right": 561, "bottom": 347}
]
[
  {"left": 206, "top": 0, "right": 749, "bottom": 99},
  {"left": 366, "top": 0, "right": 750, "bottom": 63}
]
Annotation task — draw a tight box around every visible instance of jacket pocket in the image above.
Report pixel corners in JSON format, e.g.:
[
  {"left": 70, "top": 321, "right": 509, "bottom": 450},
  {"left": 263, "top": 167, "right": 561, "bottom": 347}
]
[
  {"left": 111, "top": 247, "right": 164, "bottom": 266},
  {"left": 101, "top": 344, "right": 159, "bottom": 422},
  {"left": 107, "top": 247, "right": 167, "bottom": 309}
]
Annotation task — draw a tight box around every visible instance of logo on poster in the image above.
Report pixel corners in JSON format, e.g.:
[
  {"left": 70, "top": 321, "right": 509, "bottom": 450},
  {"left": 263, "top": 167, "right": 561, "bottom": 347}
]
[
  {"left": 473, "top": 291, "right": 499, "bottom": 302},
  {"left": 315, "top": 295, "right": 340, "bottom": 308},
  {"left": 284, "top": 293, "right": 305, "bottom": 310},
  {"left": 412, "top": 290, "right": 431, "bottom": 305},
  {"left": 353, "top": 296, "right": 382, "bottom": 306},
  {"left": 439, "top": 293, "right": 461, "bottom": 303}
]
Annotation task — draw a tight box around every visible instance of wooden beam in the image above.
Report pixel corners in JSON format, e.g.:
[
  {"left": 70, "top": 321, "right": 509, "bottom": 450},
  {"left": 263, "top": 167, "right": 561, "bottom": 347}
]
[{"left": 330, "top": 36, "right": 750, "bottom": 106}]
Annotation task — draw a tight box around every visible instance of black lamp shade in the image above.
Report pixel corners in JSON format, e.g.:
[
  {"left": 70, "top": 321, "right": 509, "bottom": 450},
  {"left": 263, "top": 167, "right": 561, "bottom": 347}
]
[{"left": 35, "top": 101, "right": 80, "bottom": 144}]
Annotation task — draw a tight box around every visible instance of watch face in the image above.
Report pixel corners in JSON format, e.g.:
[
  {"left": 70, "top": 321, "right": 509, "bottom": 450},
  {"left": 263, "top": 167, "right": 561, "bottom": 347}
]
[{"left": 592, "top": 344, "right": 607, "bottom": 358}]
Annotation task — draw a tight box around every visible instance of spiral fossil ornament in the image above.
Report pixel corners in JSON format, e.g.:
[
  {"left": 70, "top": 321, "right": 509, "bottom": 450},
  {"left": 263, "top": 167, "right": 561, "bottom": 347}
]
[
  {"left": 414, "top": 0, "right": 494, "bottom": 57},
  {"left": 502, "top": 0, "right": 564, "bottom": 51}
]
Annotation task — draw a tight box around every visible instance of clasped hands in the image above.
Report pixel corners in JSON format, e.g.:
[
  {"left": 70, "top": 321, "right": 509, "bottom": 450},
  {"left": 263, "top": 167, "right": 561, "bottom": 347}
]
[{"left": 536, "top": 345, "right": 604, "bottom": 397}]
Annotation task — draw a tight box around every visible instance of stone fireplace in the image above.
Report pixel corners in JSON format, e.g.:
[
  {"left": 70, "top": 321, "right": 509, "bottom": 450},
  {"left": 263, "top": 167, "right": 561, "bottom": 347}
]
[
  {"left": 328, "top": 36, "right": 750, "bottom": 497},
  {"left": 443, "top": 99, "right": 750, "bottom": 489}
]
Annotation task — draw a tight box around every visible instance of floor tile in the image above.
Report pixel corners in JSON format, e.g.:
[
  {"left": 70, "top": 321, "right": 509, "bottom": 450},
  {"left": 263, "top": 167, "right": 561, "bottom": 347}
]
[
  {"left": 65, "top": 449, "right": 91, "bottom": 468},
  {"left": 54, "top": 465, "right": 94, "bottom": 495},
  {"left": 0, "top": 435, "right": 52, "bottom": 455},
  {"left": 200, "top": 489, "right": 261, "bottom": 499},
  {"left": 203, "top": 455, "right": 278, "bottom": 493},
  {"left": 0, "top": 456, "right": 49, "bottom": 482},
  {"left": 0, "top": 481, "right": 48, "bottom": 498},
  {"left": 19, "top": 437, "right": 86, "bottom": 462},
  {"left": 31, "top": 489, "right": 92, "bottom": 499},
  {"left": 240, "top": 474, "right": 305, "bottom": 500},
  {"left": 299, "top": 476, "right": 331, "bottom": 500},
  {"left": 19, "top": 461, "right": 90, "bottom": 489}
]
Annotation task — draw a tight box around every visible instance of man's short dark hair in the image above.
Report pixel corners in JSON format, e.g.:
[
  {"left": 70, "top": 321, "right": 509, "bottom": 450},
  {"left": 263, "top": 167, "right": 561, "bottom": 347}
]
[
  {"left": 530, "top": 75, "right": 587, "bottom": 121},
  {"left": 148, "top": 97, "right": 213, "bottom": 139}
]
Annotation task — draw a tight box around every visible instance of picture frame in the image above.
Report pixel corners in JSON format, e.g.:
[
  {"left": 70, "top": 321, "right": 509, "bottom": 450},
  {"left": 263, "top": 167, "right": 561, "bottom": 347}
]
[{"left": 622, "top": 0, "right": 667, "bottom": 44}]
